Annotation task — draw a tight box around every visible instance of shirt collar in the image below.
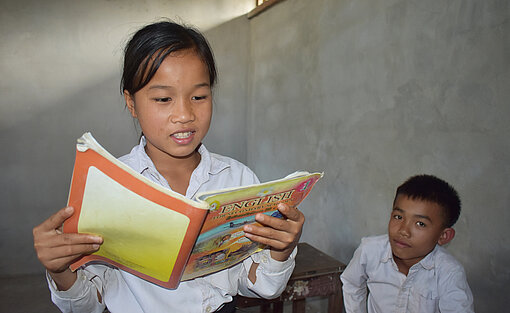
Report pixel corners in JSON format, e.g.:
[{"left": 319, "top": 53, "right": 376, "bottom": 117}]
[
  {"left": 129, "top": 136, "right": 154, "bottom": 175},
  {"left": 418, "top": 245, "right": 438, "bottom": 270},
  {"left": 187, "top": 144, "right": 230, "bottom": 198},
  {"left": 129, "top": 137, "right": 231, "bottom": 197}
]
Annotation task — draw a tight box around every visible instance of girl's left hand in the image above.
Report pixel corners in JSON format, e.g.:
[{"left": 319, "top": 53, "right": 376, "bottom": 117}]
[{"left": 243, "top": 203, "right": 305, "bottom": 261}]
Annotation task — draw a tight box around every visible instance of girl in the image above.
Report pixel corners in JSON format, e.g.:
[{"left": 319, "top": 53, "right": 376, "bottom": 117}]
[{"left": 32, "top": 21, "right": 304, "bottom": 313}]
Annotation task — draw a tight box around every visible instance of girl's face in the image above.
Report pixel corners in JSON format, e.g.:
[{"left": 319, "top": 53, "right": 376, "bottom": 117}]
[{"left": 125, "top": 50, "right": 212, "bottom": 163}]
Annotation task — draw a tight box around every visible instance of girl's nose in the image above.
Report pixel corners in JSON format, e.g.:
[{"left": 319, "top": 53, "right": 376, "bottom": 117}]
[{"left": 170, "top": 97, "right": 195, "bottom": 123}]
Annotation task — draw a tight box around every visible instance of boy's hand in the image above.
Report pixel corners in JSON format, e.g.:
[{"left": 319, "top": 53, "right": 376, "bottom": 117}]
[
  {"left": 33, "top": 206, "right": 103, "bottom": 275},
  {"left": 243, "top": 203, "right": 305, "bottom": 261}
]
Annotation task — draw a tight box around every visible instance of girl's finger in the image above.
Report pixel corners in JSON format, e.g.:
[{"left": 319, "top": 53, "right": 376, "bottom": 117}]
[
  {"left": 40, "top": 207, "right": 75, "bottom": 231},
  {"left": 244, "top": 232, "right": 289, "bottom": 250},
  {"left": 254, "top": 214, "right": 290, "bottom": 231},
  {"left": 55, "top": 233, "right": 103, "bottom": 247}
]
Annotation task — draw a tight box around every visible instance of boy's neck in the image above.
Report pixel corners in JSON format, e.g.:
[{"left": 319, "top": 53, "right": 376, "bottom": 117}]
[{"left": 392, "top": 254, "right": 419, "bottom": 276}]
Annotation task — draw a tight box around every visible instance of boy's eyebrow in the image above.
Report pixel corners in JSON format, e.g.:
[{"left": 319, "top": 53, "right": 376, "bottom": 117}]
[
  {"left": 415, "top": 214, "right": 432, "bottom": 222},
  {"left": 392, "top": 207, "right": 433, "bottom": 222}
]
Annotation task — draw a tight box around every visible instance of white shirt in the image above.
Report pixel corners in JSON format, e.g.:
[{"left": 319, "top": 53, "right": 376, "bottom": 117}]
[
  {"left": 341, "top": 235, "right": 474, "bottom": 313},
  {"left": 48, "top": 139, "right": 296, "bottom": 313}
]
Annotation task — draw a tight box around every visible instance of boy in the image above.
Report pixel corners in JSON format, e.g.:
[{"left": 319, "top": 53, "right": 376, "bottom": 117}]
[{"left": 341, "top": 175, "right": 474, "bottom": 313}]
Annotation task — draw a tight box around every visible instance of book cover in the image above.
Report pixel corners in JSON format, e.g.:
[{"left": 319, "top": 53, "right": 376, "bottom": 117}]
[
  {"left": 182, "top": 171, "right": 322, "bottom": 280},
  {"left": 64, "top": 132, "right": 322, "bottom": 289}
]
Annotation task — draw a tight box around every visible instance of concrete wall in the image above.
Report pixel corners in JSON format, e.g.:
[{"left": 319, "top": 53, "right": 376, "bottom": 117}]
[
  {"left": 0, "top": 0, "right": 253, "bottom": 276},
  {"left": 1, "top": 0, "right": 509, "bottom": 312},
  {"left": 236, "top": 0, "right": 508, "bottom": 312}
]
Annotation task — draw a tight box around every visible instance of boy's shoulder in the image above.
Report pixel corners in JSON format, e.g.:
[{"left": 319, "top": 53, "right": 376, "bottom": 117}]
[
  {"left": 357, "top": 234, "right": 391, "bottom": 261},
  {"left": 431, "top": 245, "right": 466, "bottom": 274},
  {"left": 360, "top": 234, "right": 390, "bottom": 247}
]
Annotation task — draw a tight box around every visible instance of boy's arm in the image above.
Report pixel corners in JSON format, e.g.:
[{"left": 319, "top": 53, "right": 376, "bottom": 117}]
[
  {"left": 438, "top": 269, "right": 475, "bottom": 313},
  {"left": 340, "top": 244, "right": 369, "bottom": 313}
]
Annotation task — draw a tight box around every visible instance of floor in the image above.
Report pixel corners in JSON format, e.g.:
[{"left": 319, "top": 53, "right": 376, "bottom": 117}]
[{"left": 0, "top": 274, "right": 327, "bottom": 313}]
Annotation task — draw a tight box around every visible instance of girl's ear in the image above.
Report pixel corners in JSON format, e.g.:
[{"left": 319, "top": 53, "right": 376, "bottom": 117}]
[
  {"left": 124, "top": 90, "right": 137, "bottom": 118},
  {"left": 438, "top": 227, "right": 455, "bottom": 246}
]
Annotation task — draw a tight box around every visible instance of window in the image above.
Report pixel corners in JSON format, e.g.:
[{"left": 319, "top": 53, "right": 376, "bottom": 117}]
[{"left": 248, "top": 0, "right": 286, "bottom": 19}]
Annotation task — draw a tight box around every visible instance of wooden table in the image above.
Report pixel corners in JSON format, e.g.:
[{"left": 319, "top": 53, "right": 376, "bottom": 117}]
[{"left": 237, "top": 242, "right": 346, "bottom": 313}]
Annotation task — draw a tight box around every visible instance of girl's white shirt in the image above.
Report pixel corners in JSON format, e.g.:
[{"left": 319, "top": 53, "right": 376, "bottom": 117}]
[{"left": 47, "top": 138, "right": 296, "bottom": 313}]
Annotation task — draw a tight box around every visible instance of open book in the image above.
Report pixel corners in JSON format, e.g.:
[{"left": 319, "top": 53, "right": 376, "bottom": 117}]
[{"left": 63, "top": 132, "right": 323, "bottom": 289}]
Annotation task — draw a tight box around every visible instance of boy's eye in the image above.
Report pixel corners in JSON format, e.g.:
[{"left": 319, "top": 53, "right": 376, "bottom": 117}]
[
  {"left": 393, "top": 214, "right": 402, "bottom": 220},
  {"left": 416, "top": 221, "right": 426, "bottom": 227}
]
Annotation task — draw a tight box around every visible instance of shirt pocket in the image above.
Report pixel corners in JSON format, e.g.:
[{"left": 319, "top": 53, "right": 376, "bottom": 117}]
[{"left": 409, "top": 285, "right": 439, "bottom": 312}]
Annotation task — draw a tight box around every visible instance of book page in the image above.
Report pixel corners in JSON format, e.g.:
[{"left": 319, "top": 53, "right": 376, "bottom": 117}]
[{"left": 78, "top": 166, "right": 190, "bottom": 282}]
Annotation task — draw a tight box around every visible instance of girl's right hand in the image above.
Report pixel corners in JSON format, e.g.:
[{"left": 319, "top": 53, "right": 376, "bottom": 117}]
[{"left": 33, "top": 206, "right": 103, "bottom": 289}]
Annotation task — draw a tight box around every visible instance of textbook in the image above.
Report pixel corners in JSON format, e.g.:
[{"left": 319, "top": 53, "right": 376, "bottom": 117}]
[{"left": 63, "top": 132, "right": 323, "bottom": 289}]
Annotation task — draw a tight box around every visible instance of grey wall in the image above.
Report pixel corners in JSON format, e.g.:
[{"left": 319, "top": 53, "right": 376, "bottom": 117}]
[
  {"left": 0, "top": 0, "right": 253, "bottom": 275},
  {"left": 222, "top": 0, "right": 507, "bottom": 312},
  {"left": 1, "top": 0, "right": 509, "bottom": 312}
]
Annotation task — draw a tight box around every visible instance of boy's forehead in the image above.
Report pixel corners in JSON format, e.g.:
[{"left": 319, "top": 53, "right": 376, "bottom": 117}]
[{"left": 393, "top": 194, "right": 446, "bottom": 219}]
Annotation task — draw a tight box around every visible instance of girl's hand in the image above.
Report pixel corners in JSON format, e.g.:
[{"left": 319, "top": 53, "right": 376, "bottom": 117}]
[
  {"left": 33, "top": 206, "right": 103, "bottom": 289},
  {"left": 243, "top": 203, "right": 305, "bottom": 261}
]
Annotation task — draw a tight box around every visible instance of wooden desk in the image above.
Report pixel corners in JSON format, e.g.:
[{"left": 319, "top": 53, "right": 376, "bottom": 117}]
[{"left": 237, "top": 242, "right": 346, "bottom": 313}]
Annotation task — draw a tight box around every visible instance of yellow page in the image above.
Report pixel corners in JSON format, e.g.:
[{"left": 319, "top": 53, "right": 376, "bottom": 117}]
[{"left": 78, "top": 166, "right": 190, "bottom": 281}]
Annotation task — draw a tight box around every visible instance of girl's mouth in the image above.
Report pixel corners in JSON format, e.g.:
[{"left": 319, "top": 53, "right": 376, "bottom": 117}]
[
  {"left": 172, "top": 131, "right": 193, "bottom": 139},
  {"left": 170, "top": 130, "right": 195, "bottom": 145}
]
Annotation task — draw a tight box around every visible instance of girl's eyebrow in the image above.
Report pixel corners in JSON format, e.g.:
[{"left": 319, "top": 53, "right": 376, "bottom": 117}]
[{"left": 148, "top": 82, "right": 210, "bottom": 90}]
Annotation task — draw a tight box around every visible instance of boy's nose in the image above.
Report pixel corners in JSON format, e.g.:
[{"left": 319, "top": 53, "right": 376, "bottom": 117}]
[{"left": 398, "top": 222, "right": 411, "bottom": 237}]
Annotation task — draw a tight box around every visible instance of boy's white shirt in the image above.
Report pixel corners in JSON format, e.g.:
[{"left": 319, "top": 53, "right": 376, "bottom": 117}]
[
  {"left": 47, "top": 138, "right": 296, "bottom": 313},
  {"left": 341, "top": 234, "right": 474, "bottom": 313}
]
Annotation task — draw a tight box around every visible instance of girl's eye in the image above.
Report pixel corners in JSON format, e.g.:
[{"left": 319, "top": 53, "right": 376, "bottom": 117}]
[
  {"left": 155, "top": 97, "right": 172, "bottom": 103},
  {"left": 192, "top": 95, "right": 207, "bottom": 101},
  {"left": 393, "top": 215, "right": 402, "bottom": 220}
]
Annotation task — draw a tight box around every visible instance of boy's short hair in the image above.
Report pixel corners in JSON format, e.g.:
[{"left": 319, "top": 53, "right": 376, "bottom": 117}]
[{"left": 395, "top": 174, "right": 461, "bottom": 228}]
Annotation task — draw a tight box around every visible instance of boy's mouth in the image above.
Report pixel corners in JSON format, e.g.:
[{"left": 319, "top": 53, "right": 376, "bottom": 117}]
[{"left": 393, "top": 239, "right": 411, "bottom": 248}]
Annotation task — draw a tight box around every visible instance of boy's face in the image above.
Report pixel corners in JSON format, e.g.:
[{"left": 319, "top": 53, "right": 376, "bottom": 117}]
[{"left": 388, "top": 194, "right": 450, "bottom": 270}]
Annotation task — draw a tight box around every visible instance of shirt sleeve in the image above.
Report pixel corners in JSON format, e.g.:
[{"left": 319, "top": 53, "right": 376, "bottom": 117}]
[
  {"left": 46, "top": 269, "right": 106, "bottom": 313},
  {"left": 340, "top": 242, "right": 369, "bottom": 313},
  {"left": 438, "top": 268, "right": 475, "bottom": 313},
  {"left": 237, "top": 247, "right": 296, "bottom": 298}
]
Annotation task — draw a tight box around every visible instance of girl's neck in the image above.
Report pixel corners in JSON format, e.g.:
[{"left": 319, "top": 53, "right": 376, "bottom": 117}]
[{"left": 145, "top": 145, "right": 202, "bottom": 196}]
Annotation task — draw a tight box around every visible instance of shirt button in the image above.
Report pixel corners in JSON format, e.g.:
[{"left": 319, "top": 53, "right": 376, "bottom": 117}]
[{"left": 206, "top": 306, "right": 212, "bottom": 313}]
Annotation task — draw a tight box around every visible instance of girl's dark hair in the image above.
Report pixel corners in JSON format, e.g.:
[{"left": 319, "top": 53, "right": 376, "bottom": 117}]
[
  {"left": 394, "top": 174, "right": 461, "bottom": 228},
  {"left": 121, "top": 20, "right": 217, "bottom": 95}
]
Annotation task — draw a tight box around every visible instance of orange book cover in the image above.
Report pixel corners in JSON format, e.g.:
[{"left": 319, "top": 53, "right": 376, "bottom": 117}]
[
  {"left": 63, "top": 133, "right": 209, "bottom": 289},
  {"left": 63, "top": 132, "right": 323, "bottom": 289}
]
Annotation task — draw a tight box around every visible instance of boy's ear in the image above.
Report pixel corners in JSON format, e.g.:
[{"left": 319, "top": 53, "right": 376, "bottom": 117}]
[
  {"left": 124, "top": 90, "right": 137, "bottom": 118},
  {"left": 438, "top": 227, "right": 455, "bottom": 246}
]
